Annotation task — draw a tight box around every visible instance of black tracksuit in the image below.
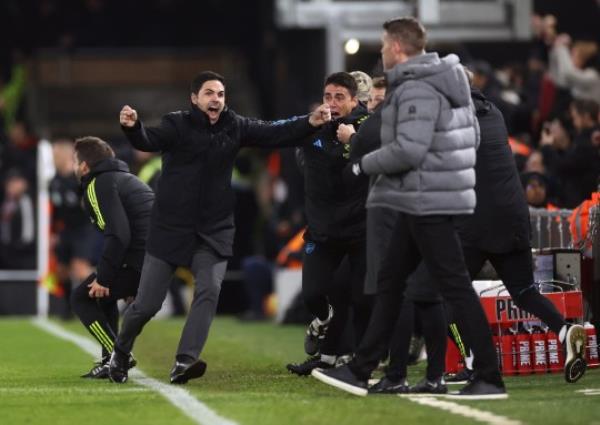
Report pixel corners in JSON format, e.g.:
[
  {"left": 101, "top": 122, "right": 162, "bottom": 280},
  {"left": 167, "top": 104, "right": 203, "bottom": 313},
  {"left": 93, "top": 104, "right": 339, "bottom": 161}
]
[
  {"left": 71, "top": 158, "right": 154, "bottom": 358},
  {"left": 297, "top": 104, "right": 372, "bottom": 354},
  {"left": 115, "top": 105, "right": 318, "bottom": 360}
]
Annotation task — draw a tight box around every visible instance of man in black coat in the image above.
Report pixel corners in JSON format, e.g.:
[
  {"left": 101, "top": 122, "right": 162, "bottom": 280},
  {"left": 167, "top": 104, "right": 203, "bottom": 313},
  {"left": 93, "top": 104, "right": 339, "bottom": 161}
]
[
  {"left": 368, "top": 88, "right": 588, "bottom": 395},
  {"left": 71, "top": 136, "right": 154, "bottom": 379},
  {"left": 286, "top": 72, "right": 372, "bottom": 376},
  {"left": 110, "top": 71, "right": 331, "bottom": 384}
]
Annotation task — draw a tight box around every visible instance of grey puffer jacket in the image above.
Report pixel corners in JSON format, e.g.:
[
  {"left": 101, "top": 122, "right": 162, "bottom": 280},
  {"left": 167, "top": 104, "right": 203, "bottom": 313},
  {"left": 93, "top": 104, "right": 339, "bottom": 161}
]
[{"left": 361, "top": 52, "right": 479, "bottom": 216}]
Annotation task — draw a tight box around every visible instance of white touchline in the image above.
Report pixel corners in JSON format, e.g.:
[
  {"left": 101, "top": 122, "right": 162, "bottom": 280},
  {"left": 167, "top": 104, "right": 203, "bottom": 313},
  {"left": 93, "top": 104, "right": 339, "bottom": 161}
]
[
  {"left": 32, "top": 318, "right": 238, "bottom": 425},
  {"left": 405, "top": 396, "right": 523, "bottom": 425}
]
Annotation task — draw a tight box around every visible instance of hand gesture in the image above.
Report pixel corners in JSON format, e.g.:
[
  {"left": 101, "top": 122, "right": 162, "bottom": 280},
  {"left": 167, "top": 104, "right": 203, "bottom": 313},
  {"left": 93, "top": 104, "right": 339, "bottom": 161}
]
[
  {"left": 309, "top": 104, "right": 332, "bottom": 127},
  {"left": 120, "top": 105, "right": 138, "bottom": 128},
  {"left": 337, "top": 123, "right": 356, "bottom": 144},
  {"left": 88, "top": 279, "right": 110, "bottom": 298}
]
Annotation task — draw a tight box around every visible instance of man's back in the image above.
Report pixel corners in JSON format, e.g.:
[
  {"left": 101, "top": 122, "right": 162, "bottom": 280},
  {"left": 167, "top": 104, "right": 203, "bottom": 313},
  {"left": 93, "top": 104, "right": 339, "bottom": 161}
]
[{"left": 457, "top": 89, "right": 530, "bottom": 253}]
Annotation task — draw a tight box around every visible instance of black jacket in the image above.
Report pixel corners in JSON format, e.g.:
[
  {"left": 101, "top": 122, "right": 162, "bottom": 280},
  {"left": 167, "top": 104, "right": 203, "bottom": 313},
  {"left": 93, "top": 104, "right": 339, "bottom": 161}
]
[
  {"left": 456, "top": 89, "right": 531, "bottom": 252},
  {"left": 123, "top": 105, "right": 315, "bottom": 266},
  {"left": 81, "top": 158, "right": 154, "bottom": 286},
  {"left": 298, "top": 104, "right": 370, "bottom": 242}
]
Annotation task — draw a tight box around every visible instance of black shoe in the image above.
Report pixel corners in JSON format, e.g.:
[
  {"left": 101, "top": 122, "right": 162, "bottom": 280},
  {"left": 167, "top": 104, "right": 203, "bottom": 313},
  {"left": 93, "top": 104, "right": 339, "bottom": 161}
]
[
  {"left": 170, "top": 359, "right": 207, "bottom": 384},
  {"left": 304, "top": 306, "right": 333, "bottom": 355},
  {"left": 446, "top": 378, "right": 508, "bottom": 400},
  {"left": 368, "top": 377, "right": 409, "bottom": 395},
  {"left": 287, "top": 356, "right": 334, "bottom": 376},
  {"left": 444, "top": 368, "right": 474, "bottom": 385},
  {"left": 311, "top": 364, "right": 368, "bottom": 397},
  {"left": 108, "top": 350, "right": 130, "bottom": 384},
  {"left": 408, "top": 377, "right": 447, "bottom": 395},
  {"left": 564, "top": 324, "right": 587, "bottom": 383},
  {"left": 81, "top": 357, "right": 110, "bottom": 379}
]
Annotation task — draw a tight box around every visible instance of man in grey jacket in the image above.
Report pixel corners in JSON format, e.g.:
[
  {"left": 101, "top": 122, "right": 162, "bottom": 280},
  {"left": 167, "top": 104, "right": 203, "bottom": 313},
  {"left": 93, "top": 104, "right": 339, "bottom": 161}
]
[{"left": 312, "top": 17, "right": 506, "bottom": 399}]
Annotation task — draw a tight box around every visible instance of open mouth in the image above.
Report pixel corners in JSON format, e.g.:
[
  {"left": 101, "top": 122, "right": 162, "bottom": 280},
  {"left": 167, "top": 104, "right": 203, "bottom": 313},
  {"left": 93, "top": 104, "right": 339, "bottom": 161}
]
[{"left": 207, "top": 106, "right": 220, "bottom": 113}]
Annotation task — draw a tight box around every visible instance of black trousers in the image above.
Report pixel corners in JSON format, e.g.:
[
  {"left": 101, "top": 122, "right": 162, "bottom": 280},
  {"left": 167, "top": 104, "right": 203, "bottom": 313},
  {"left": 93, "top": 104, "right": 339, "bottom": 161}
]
[
  {"left": 349, "top": 213, "right": 500, "bottom": 382},
  {"left": 447, "top": 246, "right": 567, "bottom": 355},
  {"left": 71, "top": 267, "right": 140, "bottom": 358},
  {"left": 386, "top": 298, "right": 447, "bottom": 382},
  {"left": 302, "top": 238, "right": 373, "bottom": 356}
]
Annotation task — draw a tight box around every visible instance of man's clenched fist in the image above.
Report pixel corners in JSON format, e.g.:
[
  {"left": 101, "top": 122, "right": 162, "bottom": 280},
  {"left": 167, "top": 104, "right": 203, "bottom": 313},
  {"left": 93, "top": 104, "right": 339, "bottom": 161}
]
[{"left": 120, "top": 105, "right": 138, "bottom": 128}]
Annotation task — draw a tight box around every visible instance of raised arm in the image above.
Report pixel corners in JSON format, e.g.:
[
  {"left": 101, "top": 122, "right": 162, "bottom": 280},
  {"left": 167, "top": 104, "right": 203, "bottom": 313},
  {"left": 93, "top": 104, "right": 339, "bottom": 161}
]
[{"left": 120, "top": 105, "right": 178, "bottom": 152}]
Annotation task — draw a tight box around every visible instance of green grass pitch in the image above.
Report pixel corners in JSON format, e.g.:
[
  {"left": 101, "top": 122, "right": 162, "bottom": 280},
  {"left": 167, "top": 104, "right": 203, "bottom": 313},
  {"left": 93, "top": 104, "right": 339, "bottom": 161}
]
[{"left": 1, "top": 317, "right": 599, "bottom": 425}]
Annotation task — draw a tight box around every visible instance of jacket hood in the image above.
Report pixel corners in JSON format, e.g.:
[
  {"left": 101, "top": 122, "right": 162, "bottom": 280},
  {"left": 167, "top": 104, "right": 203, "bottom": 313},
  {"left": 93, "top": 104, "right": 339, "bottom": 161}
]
[
  {"left": 385, "top": 52, "right": 471, "bottom": 108},
  {"left": 82, "top": 158, "right": 129, "bottom": 185}
]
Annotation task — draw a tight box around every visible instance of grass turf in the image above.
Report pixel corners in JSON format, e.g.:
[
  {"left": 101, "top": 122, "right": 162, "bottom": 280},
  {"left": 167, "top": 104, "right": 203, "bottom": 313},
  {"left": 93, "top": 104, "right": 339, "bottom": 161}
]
[{"left": 1, "top": 317, "right": 599, "bottom": 425}]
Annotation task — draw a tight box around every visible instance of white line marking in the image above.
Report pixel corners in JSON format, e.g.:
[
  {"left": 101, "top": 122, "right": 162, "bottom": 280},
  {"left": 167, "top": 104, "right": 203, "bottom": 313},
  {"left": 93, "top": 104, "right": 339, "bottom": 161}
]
[
  {"left": 32, "top": 318, "right": 238, "bottom": 425},
  {"left": 405, "top": 396, "right": 522, "bottom": 425},
  {"left": 576, "top": 389, "right": 600, "bottom": 396},
  {"left": 0, "top": 386, "right": 150, "bottom": 395}
]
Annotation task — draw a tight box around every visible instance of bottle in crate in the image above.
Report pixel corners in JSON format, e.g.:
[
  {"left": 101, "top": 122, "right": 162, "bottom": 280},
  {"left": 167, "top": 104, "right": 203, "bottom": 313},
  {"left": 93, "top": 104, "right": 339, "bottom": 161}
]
[
  {"left": 500, "top": 327, "right": 518, "bottom": 375},
  {"left": 584, "top": 322, "right": 599, "bottom": 367},
  {"left": 531, "top": 325, "right": 548, "bottom": 373},
  {"left": 546, "top": 330, "right": 564, "bottom": 373},
  {"left": 516, "top": 325, "right": 533, "bottom": 374}
]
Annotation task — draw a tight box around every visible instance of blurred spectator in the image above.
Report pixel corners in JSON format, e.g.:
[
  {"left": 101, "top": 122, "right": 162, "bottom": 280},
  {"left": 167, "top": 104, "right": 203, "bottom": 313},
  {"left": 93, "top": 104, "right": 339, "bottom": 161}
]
[
  {"left": 0, "top": 169, "right": 36, "bottom": 269},
  {"left": 549, "top": 34, "right": 600, "bottom": 102},
  {"left": 0, "top": 60, "right": 26, "bottom": 135},
  {"left": 0, "top": 121, "right": 37, "bottom": 186},
  {"left": 541, "top": 99, "right": 600, "bottom": 208},
  {"left": 367, "top": 76, "right": 386, "bottom": 113},
  {"left": 49, "top": 139, "right": 97, "bottom": 316},
  {"left": 521, "top": 172, "right": 557, "bottom": 209},
  {"left": 350, "top": 71, "right": 372, "bottom": 105}
]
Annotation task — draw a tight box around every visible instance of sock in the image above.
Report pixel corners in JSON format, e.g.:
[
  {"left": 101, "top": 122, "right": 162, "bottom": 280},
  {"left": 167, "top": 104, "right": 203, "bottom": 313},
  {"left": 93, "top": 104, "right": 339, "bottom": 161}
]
[
  {"left": 320, "top": 354, "right": 337, "bottom": 365},
  {"left": 176, "top": 354, "right": 196, "bottom": 364},
  {"left": 465, "top": 350, "right": 474, "bottom": 370},
  {"left": 558, "top": 325, "right": 567, "bottom": 343}
]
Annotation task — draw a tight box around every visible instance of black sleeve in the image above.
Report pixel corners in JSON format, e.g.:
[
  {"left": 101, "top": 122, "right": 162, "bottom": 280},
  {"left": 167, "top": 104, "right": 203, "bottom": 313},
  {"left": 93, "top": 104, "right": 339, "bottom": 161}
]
[
  {"left": 87, "top": 176, "right": 131, "bottom": 287},
  {"left": 239, "top": 115, "right": 315, "bottom": 148},
  {"left": 121, "top": 114, "right": 178, "bottom": 152}
]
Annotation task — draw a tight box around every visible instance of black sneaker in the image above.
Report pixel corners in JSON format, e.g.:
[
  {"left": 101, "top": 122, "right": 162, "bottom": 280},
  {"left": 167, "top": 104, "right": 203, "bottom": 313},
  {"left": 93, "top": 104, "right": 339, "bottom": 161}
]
[
  {"left": 287, "top": 356, "right": 334, "bottom": 376},
  {"left": 304, "top": 305, "right": 333, "bottom": 355},
  {"left": 446, "top": 378, "right": 508, "bottom": 400},
  {"left": 108, "top": 350, "right": 130, "bottom": 384},
  {"left": 564, "top": 324, "right": 587, "bottom": 383},
  {"left": 444, "top": 368, "right": 474, "bottom": 385},
  {"left": 369, "top": 377, "right": 409, "bottom": 395},
  {"left": 311, "top": 364, "right": 368, "bottom": 397},
  {"left": 408, "top": 377, "right": 447, "bottom": 396},
  {"left": 81, "top": 357, "right": 110, "bottom": 379},
  {"left": 170, "top": 359, "right": 207, "bottom": 384}
]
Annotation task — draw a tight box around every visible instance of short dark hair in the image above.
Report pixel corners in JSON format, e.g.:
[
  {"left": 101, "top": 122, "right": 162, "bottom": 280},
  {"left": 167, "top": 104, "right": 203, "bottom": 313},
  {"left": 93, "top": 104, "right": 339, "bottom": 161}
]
[
  {"left": 383, "top": 17, "right": 427, "bottom": 56},
  {"left": 324, "top": 72, "right": 358, "bottom": 97},
  {"left": 190, "top": 71, "right": 226, "bottom": 94},
  {"left": 74, "top": 136, "right": 115, "bottom": 167},
  {"left": 571, "top": 99, "right": 600, "bottom": 122},
  {"left": 372, "top": 76, "right": 387, "bottom": 89}
]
